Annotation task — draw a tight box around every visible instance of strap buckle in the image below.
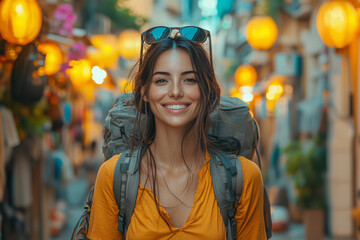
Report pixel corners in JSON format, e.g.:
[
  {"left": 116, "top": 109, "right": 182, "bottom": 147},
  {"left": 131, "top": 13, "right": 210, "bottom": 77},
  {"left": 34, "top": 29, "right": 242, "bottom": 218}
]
[
  {"left": 117, "top": 212, "right": 125, "bottom": 232},
  {"left": 228, "top": 210, "right": 237, "bottom": 240}
]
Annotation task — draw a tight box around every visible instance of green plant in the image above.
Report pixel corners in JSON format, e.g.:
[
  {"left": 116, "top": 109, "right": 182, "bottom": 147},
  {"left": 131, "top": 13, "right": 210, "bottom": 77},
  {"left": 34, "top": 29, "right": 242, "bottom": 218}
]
[
  {"left": 99, "top": 0, "right": 147, "bottom": 31},
  {"left": 283, "top": 136, "right": 327, "bottom": 209}
]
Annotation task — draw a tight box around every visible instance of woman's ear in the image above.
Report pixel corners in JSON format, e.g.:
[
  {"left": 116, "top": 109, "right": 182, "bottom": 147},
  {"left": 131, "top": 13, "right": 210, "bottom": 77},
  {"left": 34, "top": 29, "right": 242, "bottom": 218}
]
[{"left": 141, "top": 88, "right": 148, "bottom": 102}]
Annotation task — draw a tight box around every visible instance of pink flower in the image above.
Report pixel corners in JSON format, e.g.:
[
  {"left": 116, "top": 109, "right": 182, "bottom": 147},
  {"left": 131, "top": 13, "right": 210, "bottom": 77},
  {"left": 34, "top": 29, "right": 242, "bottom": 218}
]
[
  {"left": 60, "top": 62, "right": 72, "bottom": 74},
  {"left": 68, "top": 42, "right": 87, "bottom": 60},
  {"left": 54, "top": 4, "right": 74, "bottom": 20},
  {"left": 53, "top": 4, "right": 77, "bottom": 37}
]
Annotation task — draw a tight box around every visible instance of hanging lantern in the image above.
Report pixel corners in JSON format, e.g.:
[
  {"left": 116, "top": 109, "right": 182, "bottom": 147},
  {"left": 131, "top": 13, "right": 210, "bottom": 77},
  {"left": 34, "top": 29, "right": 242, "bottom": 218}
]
[
  {"left": 0, "top": 0, "right": 42, "bottom": 45},
  {"left": 234, "top": 65, "right": 257, "bottom": 87},
  {"left": 88, "top": 34, "right": 119, "bottom": 68},
  {"left": 265, "top": 77, "right": 284, "bottom": 112},
  {"left": 117, "top": 29, "right": 141, "bottom": 59},
  {"left": 266, "top": 78, "right": 284, "bottom": 101},
  {"left": 37, "top": 42, "right": 63, "bottom": 75},
  {"left": 67, "top": 59, "right": 92, "bottom": 88},
  {"left": 246, "top": 16, "right": 278, "bottom": 50},
  {"left": 316, "top": 0, "right": 359, "bottom": 49}
]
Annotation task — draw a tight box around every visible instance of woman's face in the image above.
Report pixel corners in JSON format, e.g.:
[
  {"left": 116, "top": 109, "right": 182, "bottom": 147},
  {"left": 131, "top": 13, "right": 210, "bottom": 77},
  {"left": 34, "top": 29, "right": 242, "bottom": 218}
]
[{"left": 145, "top": 48, "right": 201, "bottom": 129}]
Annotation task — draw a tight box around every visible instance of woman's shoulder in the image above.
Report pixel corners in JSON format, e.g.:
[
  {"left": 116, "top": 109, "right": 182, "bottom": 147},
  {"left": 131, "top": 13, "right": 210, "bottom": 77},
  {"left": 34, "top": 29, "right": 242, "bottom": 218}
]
[
  {"left": 98, "top": 154, "right": 121, "bottom": 177},
  {"left": 237, "top": 156, "right": 263, "bottom": 186}
]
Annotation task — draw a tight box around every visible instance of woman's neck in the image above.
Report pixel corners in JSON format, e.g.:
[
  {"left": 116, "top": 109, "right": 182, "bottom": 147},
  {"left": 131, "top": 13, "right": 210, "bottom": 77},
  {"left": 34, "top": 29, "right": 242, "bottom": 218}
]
[{"left": 150, "top": 124, "right": 204, "bottom": 170}]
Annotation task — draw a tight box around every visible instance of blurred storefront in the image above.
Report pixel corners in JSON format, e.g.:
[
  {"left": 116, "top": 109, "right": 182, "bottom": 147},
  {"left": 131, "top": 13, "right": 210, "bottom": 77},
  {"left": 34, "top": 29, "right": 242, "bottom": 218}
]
[
  {"left": 0, "top": 0, "right": 146, "bottom": 239},
  {"left": 0, "top": 0, "right": 360, "bottom": 239}
]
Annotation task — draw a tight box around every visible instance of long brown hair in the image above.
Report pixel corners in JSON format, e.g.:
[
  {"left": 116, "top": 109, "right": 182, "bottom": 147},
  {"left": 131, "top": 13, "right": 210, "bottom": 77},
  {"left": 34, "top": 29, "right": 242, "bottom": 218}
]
[{"left": 131, "top": 35, "right": 220, "bottom": 227}]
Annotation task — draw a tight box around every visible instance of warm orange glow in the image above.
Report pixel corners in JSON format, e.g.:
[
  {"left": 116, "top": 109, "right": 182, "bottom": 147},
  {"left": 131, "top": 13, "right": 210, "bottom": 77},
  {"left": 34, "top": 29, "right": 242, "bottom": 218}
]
[
  {"left": 316, "top": 0, "right": 359, "bottom": 48},
  {"left": 37, "top": 42, "right": 63, "bottom": 75},
  {"left": 67, "top": 59, "right": 92, "bottom": 88},
  {"left": 246, "top": 16, "right": 278, "bottom": 50},
  {"left": 265, "top": 77, "right": 285, "bottom": 112},
  {"left": 92, "top": 66, "right": 107, "bottom": 85},
  {"left": 239, "top": 86, "right": 254, "bottom": 103},
  {"left": 117, "top": 29, "right": 141, "bottom": 59},
  {"left": 118, "top": 79, "right": 134, "bottom": 93},
  {"left": 234, "top": 65, "right": 257, "bottom": 87},
  {"left": 88, "top": 34, "right": 119, "bottom": 68},
  {"left": 266, "top": 80, "right": 284, "bottom": 101},
  {"left": 0, "top": 0, "right": 42, "bottom": 45},
  {"left": 91, "top": 34, "right": 117, "bottom": 52},
  {"left": 230, "top": 87, "right": 241, "bottom": 98}
]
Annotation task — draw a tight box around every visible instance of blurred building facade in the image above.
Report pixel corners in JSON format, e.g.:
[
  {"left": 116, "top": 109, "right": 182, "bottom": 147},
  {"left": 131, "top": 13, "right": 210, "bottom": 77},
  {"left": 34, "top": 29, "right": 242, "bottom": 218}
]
[{"left": 146, "top": 0, "right": 360, "bottom": 238}]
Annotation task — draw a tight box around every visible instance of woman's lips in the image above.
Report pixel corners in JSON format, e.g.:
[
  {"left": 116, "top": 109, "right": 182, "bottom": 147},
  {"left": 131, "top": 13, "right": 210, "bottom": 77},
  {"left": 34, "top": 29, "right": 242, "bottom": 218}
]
[{"left": 163, "top": 104, "right": 190, "bottom": 113}]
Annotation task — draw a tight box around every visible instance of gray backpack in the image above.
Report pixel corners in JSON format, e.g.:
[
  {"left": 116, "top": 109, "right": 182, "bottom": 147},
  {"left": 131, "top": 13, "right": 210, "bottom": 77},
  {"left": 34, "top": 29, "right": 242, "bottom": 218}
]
[{"left": 72, "top": 93, "right": 272, "bottom": 240}]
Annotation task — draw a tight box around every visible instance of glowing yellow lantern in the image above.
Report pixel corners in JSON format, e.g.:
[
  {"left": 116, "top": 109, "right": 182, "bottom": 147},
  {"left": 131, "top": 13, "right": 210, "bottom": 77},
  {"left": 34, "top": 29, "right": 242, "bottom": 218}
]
[
  {"left": 88, "top": 34, "right": 119, "bottom": 68},
  {"left": 67, "top": 59, "right": 92, "bottom": 88},
  {"left": 37, "top": 42, "right": 63, "bottom": 75},
  {"left": 266, "top": 80, "right": 284, "bottom": 101},
  {"left": 316, "top": 0, "right": 359, "bottom": 48},
  {"left": 265, "top": 77, "right": 284, "bottom": 112},
  {"left": 246, "top": 16, "right": 278, "bottom": 50},
  {"left": 117, "top": 29, "right": 141, "bottom": 59},
  {"left": 0, "top": 0, "right": 42, "bottom": 45},
  {"left": 234, "top": 65, "right": 257, "bottom": 87}
]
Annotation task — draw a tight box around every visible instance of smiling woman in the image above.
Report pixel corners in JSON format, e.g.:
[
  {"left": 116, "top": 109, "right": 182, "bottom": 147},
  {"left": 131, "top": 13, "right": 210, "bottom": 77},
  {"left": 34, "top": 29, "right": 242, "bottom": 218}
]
[
  {"left": 147, "top": 49, "right": 201, "bottom": 129},
  {"left": 85, "top": 27, "right": 267, "bottom": 240}
]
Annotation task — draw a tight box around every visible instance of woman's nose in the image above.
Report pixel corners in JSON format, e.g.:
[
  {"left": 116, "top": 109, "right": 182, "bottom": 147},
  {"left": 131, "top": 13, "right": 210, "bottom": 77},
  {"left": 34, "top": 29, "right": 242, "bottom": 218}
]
[{"left": 169, "top": 80, "right": 183, "bottom": 98}]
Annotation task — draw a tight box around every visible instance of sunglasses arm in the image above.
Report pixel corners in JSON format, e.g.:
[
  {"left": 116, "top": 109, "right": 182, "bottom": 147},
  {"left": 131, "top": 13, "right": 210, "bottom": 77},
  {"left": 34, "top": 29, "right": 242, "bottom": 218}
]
[
  {"left": 139, "top": 34, "right": 144, "bottom": 68},
  {"left": 208, "top": 34, "right": 214, "bottom": 71}
]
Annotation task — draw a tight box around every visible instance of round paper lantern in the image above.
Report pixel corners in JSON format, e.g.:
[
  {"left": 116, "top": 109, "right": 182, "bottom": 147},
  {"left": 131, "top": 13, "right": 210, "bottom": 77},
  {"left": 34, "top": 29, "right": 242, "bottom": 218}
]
[
  {"left": 67, "top": 59, "right": 92, "bottom": 88},
  {"left": 117, "top": 29, "right": 141, "bottom": 59},
  {"left": 0, "top": 0, "right": 42, "bottom": 45},
  {"left": 246, "top": 16, "right": 278, "bottom": 50},
  {"left": 234, "top": 65, "right": 257, "bottom": 87},
  {"left": 37, "top": 42, "right": 63, "bottom": 75},
  {"left": 88, "top": 34, "right": 119, "bottom": 68},
  {"left": 316, "top": 0, "right": 359, "bottom": 48}
]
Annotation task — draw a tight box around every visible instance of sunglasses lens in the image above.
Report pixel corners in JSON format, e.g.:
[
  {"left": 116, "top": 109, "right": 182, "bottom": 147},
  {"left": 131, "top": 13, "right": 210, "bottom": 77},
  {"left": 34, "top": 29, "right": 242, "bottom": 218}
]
[
  {"left": 145, "top": 27, "right": 171, "bottom": 43},
  {"left": 181, "top": 27, "right": 207, "bottom": 42}
]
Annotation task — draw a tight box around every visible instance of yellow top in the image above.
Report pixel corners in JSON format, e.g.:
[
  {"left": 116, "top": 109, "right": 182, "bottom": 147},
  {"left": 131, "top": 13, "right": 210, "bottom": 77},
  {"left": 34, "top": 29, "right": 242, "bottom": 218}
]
[{"left": 87, "top": 153, "right": 266, "bottom": 240}]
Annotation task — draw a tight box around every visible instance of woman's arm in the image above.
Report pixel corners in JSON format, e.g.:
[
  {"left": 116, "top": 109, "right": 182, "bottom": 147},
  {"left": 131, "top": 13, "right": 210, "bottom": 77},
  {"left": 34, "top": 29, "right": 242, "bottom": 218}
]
[
  {"left": 235, "top": 157, "right": 266, "bottom": 240},
  {"left": 87, "top": 155, "right": 123, "bottom": 240}
]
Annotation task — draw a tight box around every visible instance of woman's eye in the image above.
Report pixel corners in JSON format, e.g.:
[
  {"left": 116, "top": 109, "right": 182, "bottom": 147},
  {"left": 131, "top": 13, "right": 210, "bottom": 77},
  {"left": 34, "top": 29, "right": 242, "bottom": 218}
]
[
  {"left": 184, "top": 78, "right": 197, "bottom": 83},
  {"left": 154, "top": 78, "right": 167, "bottom": 84}
]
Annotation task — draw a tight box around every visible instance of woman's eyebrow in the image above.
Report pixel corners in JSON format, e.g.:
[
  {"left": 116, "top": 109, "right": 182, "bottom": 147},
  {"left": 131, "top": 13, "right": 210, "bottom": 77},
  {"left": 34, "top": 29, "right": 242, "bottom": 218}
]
[
  {"left": 152, "top": 70, "right": 197, "bottom": 76},
  {"left": 152, "top": 71, "right": 170, "bottom": 76},
  {"left": 181, "top": 71, "right": 197, "bottom": 76}
]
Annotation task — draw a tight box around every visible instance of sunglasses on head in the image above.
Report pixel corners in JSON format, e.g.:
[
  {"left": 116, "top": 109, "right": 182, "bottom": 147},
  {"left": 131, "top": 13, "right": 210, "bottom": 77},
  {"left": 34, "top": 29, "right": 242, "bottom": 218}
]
[
  {"left": 142, "top": 26, "right": 210, "bottom": 44},
  {"left": 139, "top": 26, "right": 213, "bottom": 67}
]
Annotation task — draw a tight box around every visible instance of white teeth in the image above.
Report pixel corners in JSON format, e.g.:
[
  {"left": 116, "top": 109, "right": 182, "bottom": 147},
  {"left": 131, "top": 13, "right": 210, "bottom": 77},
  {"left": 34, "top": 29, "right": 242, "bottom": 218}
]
[{"left": 165, "top": 105, "right": 187, "bottom": 110}]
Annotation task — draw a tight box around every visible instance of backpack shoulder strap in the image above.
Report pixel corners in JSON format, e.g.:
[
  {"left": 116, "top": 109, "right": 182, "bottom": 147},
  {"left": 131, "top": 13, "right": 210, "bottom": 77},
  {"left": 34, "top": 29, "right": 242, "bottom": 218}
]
[
  {"left": 210, "top": 151, "right": 243, "bottom": 240},
  {"left": 113, "top": 148, "right": 141, "bottom": 237}
]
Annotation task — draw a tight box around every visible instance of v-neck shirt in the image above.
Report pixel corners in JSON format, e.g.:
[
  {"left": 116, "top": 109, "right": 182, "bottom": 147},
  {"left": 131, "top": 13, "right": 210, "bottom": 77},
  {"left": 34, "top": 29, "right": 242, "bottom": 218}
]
[{"left": 87, "top": 152, "right": 266, "bottom": 239}]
